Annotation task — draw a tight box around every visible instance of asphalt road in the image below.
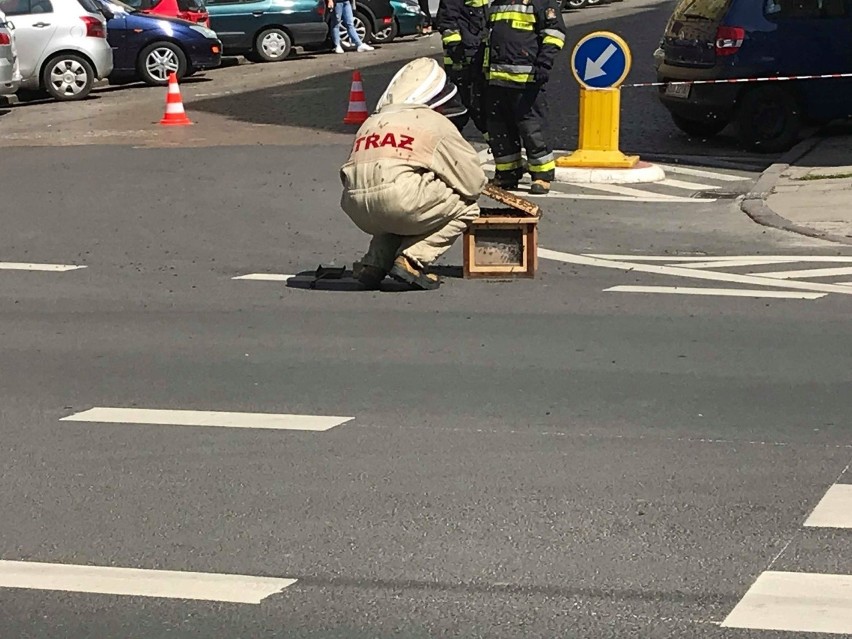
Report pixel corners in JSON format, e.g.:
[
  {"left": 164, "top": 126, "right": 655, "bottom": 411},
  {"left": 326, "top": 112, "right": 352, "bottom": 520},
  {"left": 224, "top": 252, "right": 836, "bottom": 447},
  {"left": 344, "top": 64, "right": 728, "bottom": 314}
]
[{"left": 2, "top": 2, "right": 852, "bottom": 637}]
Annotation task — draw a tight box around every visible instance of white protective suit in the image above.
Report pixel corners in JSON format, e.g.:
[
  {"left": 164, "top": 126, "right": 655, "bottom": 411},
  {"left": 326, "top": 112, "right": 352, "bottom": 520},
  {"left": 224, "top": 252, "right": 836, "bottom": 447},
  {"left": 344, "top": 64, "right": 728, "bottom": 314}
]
[{"left": 340, "top": 58, "right": 488, "bottom": 272}]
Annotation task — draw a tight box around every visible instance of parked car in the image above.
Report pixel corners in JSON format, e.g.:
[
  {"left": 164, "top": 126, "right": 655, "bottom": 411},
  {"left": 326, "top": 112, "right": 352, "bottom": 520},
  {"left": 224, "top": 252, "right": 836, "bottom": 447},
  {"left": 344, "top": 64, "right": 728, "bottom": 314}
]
[
  {"left": 121, "top": 0, "right": 209, "bottom": 27},
  {"left": 372, "top": 0, "right": 424, "bottom": 43},
  {"left": 655, "top": 0, "right": 852, "bottom": 152},
  {"left": 0, "top": 8, "right": 21, "bottom": 94},
  {"left": 97, "top": 0, "right": 220, "bottom": 85},
  {"left": 207, "top": 0, "right": 327, "bottom": 62},
  {"left": 334, "top": 0, "right": 394, "bottom": 46},
  {"left": 0, "top": 0, "right": 113, "bottom": 100}
]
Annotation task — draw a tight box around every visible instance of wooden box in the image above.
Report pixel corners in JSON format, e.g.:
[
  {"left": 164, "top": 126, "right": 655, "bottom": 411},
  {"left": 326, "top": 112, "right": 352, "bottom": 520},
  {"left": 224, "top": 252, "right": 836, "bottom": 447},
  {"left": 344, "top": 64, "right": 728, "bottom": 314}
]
[{"left": 463, "top": 209, "right": 539, "bottom": 278}]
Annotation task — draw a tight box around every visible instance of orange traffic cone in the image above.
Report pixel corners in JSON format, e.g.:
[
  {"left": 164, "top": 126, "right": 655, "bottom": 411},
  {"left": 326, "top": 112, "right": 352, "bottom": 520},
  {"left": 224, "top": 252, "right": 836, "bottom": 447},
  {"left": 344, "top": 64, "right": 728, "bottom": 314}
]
[
  {"left": 343, "top": 70, "right": 368, "bottom": 125},
  {"left": 159, "top": 72, "right": 192, "bottom": 126}
]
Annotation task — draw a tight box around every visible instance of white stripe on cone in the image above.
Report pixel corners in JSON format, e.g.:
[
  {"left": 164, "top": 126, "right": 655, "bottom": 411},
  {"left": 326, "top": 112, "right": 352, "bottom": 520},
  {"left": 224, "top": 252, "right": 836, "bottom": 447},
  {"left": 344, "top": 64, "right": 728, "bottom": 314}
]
[
  {"left": 166, "top": 103, "right": 186, "bottom": 114},
  {"left": 349, "top": 101, "right": 367, "bottom": 111}
]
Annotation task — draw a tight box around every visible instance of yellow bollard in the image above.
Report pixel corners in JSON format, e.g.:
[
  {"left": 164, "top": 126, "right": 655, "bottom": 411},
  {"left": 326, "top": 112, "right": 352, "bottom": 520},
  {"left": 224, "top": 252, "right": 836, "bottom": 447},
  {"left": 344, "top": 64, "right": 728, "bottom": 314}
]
[
  {"left": 558, "top": 31, "right": 639, "bottom": 169},
  {"left": 556, "top": 88, "right": 638, "bottom": 168}
]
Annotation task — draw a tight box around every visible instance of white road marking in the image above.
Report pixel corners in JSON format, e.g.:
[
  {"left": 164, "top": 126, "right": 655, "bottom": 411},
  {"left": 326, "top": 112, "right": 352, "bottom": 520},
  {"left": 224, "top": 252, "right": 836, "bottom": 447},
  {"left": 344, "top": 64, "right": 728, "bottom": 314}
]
[
  {"left": 0, "top": 560, "right": 295, "bottom": 604},
  {"left": 537, "top": 249, "right": 852, "bottom": 296},
  {"left": 657, "top": 164, "right": 747, "bottom": 182},
  {"left": 0, "top": 262, "right": 86, "bottom": 272},
  {"left": 722, "top": 571, "right": 852, "bottom": 634},
  {"left": 603, "top": 286, "right": 825, "bottom": 299},
  {"left": 61, "top": 407, "right": 352, "bottom": 432},
  {"left": 543, "top": 191, "right": 716, "bottom": 204},
  {"left": 233, "top": 273, "right": 296, "bottom": 282},
  {"left": 751, "top": 266, "right": 852, "bottom": 280},
  {"left": 672, "top": 258, "right": 805, "bottom": 269},
  {"left": 657, "top": 178, "right": 718, "bottom": 191},
  {"left": 804, "top": 484, "right": 852, "bottom": 528},
  {"left": 564, "top": 182, "right": 700, "bottom": 202},
  {"left": 587, "top": 254, "right": 852, "bottom": 263}
]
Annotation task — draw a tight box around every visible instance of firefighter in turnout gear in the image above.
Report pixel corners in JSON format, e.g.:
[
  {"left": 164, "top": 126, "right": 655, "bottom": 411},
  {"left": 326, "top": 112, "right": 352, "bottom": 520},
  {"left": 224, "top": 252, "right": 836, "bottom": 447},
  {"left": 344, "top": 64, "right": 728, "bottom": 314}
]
[
  {"left": 340, "top": 58, "right": 487, "bottom": 291},
  {"left": 485, "top": 0, "right": 565, "bottom": 194},
  {"left": 436, "top": 0, "right": 489, "bottom": 134}
]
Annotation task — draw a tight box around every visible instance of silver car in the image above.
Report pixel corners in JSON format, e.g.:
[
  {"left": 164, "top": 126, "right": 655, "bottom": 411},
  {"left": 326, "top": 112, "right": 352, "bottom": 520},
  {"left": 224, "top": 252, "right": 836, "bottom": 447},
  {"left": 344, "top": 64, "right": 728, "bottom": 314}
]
[
  {"left": 0, "top": 0, "right": 112, "bottom": 100},
  {"left": 0, "top": 9, "right": 20, "bottom": 94}
]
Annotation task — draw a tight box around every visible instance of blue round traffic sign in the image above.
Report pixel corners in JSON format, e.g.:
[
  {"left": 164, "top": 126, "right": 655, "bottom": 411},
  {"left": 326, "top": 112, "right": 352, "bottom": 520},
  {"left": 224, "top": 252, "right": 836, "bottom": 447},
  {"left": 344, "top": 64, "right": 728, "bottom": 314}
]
[{"left": 571, "top": 31, "right": 632, "bottom": 89}]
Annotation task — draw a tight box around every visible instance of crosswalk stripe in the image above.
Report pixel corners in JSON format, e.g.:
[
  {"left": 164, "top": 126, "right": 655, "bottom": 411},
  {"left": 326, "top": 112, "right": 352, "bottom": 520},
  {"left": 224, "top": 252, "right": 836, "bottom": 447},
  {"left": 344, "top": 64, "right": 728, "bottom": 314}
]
[
  {"left": 603, "top": 285, "right": 825, "bottom": 299},
  {"left": 586, "top": 255, "right": 852, "bottom": 263},
  {"left": 0, "top": 560, "right": 296, "bottom": 604},
  {"left": 804, "top": 484, "right": 852, "bottom": 528},
  {"left": 538, "top": 248, "right": 852, "bottom": 296},
  {"left": 233, "top": 273, "right": 296, "bottom": 282},
  {"left": 721, "top": 571, "right": 852, "bottom": 634},
  {"left": 752, "top": 266, "right": 852, "bottom": 280},
  {"left": 672, "top": 258, "right": 804, "bottom": 269},
  {"left": 657, "top": 178, "right": 718, "bottom": 191},
  {"left": 657, "top": 164, "right": 747, "bottom": 182},
  {"left": 561, "top": 182, "right": 702, "bottom": 202},
  {"left": 542, "top": 192, "right": 715, "bottom": 203},
  {"left": 0, "top": 263, "right": 86, "bottom": 272},
  {"left": 61, "top": 407, "right": 353, "bottom": 432}
]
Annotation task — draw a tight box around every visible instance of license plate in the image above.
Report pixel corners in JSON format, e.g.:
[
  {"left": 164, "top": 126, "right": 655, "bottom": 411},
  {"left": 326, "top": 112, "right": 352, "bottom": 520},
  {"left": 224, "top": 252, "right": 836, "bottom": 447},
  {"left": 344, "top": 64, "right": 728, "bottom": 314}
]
[{"left": 665, "top": 82, "right": 691, "bottom": 99}]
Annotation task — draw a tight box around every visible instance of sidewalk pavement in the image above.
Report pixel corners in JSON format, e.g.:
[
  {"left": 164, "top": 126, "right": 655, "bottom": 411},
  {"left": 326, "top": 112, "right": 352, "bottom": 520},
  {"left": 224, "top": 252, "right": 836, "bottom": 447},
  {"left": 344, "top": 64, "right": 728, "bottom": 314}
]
[{"left": 743, "top": 124, "right": 852, "bottom": 245}]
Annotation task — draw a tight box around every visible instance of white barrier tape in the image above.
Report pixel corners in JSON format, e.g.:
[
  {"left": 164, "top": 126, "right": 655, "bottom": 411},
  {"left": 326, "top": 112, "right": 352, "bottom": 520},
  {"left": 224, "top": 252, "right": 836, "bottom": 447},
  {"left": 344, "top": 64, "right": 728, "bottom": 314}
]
[{"left": 624, "top": 71, "right": 852, "bottom": 89}]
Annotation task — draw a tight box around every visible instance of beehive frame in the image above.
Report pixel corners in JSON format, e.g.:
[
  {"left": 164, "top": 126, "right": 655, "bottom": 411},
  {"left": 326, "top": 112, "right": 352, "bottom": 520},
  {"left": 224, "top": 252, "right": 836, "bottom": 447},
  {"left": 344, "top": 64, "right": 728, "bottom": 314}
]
[{"left": 463, "top": 214, "right": 539, "bottom": 278}]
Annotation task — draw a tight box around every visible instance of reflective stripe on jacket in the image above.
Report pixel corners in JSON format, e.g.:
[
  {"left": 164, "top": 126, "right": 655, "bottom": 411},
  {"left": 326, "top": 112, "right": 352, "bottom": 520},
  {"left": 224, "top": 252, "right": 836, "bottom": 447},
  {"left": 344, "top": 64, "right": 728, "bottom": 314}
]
[
  {"left": 485, "top": 0, "right": 565, "bottom": 87},
  {"left": 436, "top": 0, "right": 489, "bottom": 65}
]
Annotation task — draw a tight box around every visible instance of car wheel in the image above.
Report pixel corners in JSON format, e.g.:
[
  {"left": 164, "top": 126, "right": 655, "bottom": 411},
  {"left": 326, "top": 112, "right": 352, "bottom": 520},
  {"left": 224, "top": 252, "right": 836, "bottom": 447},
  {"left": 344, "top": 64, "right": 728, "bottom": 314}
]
[
  {"left": 566, "top": 0, "right": 587, "bottom": 8},
  {"left": 671, "top": 113, "right": 728, "bottom": 138},
  {"left": 735, "top": 85, "right": 801, "bottom": 153},
  {"left": 254, "top": 28, "right": 292, "bottom": 62},
  {"left": 42, "top": 54, "right": 94, "bottom": 101},
  {"left": 372, "top": 17, "right": 398, "bottom": 43},
  {"left": 586, "top": 0, "right": 604, "bottom": 5},
  {"left": 340, "top": 11, "right": 372, "bottom": 47},
  {"left": 139, "top": 42, "right": 187, "bottom": 86}
]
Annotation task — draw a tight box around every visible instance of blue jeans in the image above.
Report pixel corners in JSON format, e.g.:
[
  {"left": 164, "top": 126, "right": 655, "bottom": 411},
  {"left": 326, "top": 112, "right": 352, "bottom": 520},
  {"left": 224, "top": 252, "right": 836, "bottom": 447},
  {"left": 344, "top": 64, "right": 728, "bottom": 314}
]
[{"left": 331, "top": 0, "right": 362, "bottom": 47}]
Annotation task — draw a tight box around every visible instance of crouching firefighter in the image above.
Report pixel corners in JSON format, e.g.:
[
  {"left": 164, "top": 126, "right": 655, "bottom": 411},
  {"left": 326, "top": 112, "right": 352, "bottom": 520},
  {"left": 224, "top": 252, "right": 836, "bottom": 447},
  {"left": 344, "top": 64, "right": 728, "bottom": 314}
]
[
  {"left": 340, "top": 58, "right": 488, "bottom": 291},
  {"left": 485, "top": 0, "right": 565, "bottom": 194},
  {"left": 436, "top": 0, "right": 489, "bottom": 135}
]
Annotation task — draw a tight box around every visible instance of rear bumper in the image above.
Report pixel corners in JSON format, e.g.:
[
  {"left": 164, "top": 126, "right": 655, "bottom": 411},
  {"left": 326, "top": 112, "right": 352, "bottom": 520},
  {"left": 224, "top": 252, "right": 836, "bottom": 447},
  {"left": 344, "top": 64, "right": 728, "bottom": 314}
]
[
  {"left": 89, "top": 42, "right": 114, "bottom": 79},
  {"left": 288, "top": 22, "right": 329, "bottom": 46},
  {"left": 656, "top": 61, "right": 742, "bottom": 121},
  {"left": 395, "top": 10, "right": 424, "bottom": 35}
]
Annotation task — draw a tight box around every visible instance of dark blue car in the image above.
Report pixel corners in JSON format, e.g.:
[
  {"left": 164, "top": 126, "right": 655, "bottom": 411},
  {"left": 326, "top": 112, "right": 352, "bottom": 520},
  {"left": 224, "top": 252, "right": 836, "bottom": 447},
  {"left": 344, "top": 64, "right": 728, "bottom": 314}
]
[
  {"left": 97, "top": 0, "right": 222, "bottom": 85},
  {"left": 656, "top": 0, "right": 852, "bottom": 152}
]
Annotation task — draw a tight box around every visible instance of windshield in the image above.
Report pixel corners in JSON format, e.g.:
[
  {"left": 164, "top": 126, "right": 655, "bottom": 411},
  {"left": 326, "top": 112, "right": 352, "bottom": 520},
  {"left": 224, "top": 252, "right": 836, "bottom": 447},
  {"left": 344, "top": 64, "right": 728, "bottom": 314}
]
[{"left": 672, "top": 0, "right": 732, "bottom": 21}]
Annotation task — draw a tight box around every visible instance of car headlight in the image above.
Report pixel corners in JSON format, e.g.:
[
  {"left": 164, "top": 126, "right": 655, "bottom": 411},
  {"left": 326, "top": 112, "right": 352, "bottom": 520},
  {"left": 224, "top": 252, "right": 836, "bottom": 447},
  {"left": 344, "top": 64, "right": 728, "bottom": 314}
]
[{"left": 190, "top": 24, "right": 217, "bottom": 38}]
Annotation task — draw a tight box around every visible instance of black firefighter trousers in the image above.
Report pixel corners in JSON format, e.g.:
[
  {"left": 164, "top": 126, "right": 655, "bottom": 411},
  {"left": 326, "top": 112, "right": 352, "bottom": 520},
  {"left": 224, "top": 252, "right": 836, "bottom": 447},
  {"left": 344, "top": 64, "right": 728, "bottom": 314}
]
[
  {"left": 447, "top": 62, "right": 488, "bottom": 136},
  {"left": 487, "top": 84, "right": 555, "bottom": 183}
]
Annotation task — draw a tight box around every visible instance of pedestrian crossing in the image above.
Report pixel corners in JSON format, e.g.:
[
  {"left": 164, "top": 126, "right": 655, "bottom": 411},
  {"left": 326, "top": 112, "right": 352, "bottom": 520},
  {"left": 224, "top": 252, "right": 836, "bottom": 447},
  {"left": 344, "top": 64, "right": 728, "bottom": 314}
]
[
  {"left": 478, "top": 149, "right": 753, "bottom": 203},
  {"left": 539, "top": 251, "right": 852, "bottom": 300},
  {"left": 722, "top": 479, "right": 852, "bottom": 634}
]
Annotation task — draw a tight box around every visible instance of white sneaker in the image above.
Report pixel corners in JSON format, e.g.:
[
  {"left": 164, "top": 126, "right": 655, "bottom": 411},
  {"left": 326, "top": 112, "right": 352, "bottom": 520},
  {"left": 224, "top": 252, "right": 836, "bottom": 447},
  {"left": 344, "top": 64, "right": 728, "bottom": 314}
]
[
  {"left": 356, "top": 43, "right": 374, "bottom": 52},
  {"left": 334, "top": 45, "right": 344, "bottom": 54}
]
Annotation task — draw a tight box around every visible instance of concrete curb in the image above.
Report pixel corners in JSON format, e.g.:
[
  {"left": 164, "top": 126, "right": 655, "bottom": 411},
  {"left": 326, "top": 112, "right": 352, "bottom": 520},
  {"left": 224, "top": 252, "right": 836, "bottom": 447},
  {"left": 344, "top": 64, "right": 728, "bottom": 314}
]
[
  {"left": 740, "top": 135, "right": 852, "bottom": 246},
  {"left": 553, "top": 162, "right": 665, "bottom": 185}
]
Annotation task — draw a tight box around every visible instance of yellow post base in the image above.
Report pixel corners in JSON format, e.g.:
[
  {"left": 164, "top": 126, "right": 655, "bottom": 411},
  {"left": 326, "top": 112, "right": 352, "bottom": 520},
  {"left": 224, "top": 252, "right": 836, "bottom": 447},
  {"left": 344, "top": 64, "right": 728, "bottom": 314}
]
[
  {"left": 558, "top": 87, "right": 639, "bottom": 168},
  {"left": 556, "top": 149, "right": 639, "bottom": 169}
]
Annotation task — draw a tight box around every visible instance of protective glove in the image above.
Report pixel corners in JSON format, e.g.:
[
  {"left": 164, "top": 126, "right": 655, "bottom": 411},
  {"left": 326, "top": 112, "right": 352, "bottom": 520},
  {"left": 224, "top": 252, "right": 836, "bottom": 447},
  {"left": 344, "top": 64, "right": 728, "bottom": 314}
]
[
  {"left": 446, "top": 42, "right": 465, "bottom": 65},
  {"left": 534, "top": 66, "right": 550, "bottom": 85}
]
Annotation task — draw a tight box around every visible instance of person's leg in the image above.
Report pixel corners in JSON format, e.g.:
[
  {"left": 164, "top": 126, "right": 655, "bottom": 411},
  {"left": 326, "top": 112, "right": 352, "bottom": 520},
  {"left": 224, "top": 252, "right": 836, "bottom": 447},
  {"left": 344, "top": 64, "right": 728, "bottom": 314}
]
[
  {"left": 331, "top": 2, "right": 342, "bottom": 48},
  {"left": 487, "top": 86, "right": 523, "bottom": 188},
  {"left": 342, "top": 0, "right": 363, "bottom": 47},
  {"left": 516, "top": 86, "right": 554, "bottom": 192},
  {"left": 418, "top": 0, "right": 431, "bottom": 30},
  {"left": 398, "top": 201, "right": 479, "bottom": 266},
  {"left": 353, "top": 234, "right": 401, "bottom": 288}
]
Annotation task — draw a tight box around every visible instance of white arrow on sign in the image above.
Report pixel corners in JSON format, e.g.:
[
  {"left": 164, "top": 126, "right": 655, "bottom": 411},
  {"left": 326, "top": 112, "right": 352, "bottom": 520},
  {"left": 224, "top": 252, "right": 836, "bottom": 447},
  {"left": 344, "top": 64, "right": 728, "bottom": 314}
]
[{"left": 583, "top": 43, "right": 617, "bottom": 81}]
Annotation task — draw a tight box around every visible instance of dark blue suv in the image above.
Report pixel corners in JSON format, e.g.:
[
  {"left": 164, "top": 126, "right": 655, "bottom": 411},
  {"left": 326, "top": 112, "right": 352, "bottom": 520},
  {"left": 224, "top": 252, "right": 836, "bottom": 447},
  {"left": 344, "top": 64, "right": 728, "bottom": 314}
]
[{"left": 656, "top": 0, "right": 852, "bottom": 152}]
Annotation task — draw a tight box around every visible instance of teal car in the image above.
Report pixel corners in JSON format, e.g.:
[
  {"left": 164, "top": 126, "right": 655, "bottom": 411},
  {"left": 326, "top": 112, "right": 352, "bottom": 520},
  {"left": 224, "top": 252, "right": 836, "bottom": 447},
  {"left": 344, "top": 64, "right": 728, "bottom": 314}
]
[
  {"left": 372, "top": 0, "right": 425, "bottom": 43},
  {"left": 207, "top": 0, "right": 328, "bottom": 62}
]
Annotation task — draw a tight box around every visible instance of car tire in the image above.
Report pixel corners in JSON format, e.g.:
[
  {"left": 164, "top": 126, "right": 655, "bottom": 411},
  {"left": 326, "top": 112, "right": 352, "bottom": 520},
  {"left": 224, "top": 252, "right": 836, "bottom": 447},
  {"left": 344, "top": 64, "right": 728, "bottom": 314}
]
[
  {"left": 565, "top": 0, "right": 588, "bottom": 8},
  {"left": 586, "top": 0, "right": 603, "bottom": 5},
  {"left": 139, "top": 42, "right": 187, "bottom": 86},
  {"left": 42, "top": 54, "right": 94, "bottom": 101},
  {"left": 671, "top": 113, "right": 728, "bottom": 138},
  {"left": 340, "top": 11, "right": 373, "bottom": 47},
  {"left": 735, "top": 85, "right": 801, "bottom": 153},
  {"left": 372, "top": 16, "right": 399, "bottom": 43},
  {"left": 253, "top": 27, "right": 292, "bottom": 62}
]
